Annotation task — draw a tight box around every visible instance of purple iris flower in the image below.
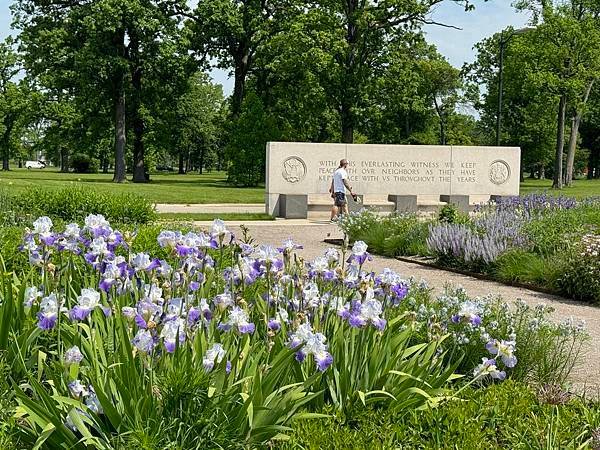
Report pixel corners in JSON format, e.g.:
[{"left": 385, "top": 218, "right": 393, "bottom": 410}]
[
  {"left": 315, "top": 352, "right": 334, "bottom": 371},
  {"left": 37, "top": 313, "right": 57, "bottom": 330}
]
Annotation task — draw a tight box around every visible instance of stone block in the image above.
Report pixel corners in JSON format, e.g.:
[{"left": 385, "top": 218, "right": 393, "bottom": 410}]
[
  {"left": 490, "top": 195, "right": 510, "bottom": 204},
  {"left": 279, "top": 194, "right": 308, "bottom": 219},
  {"left": 388, "top": 195, "right": 417, "bottom": 213},
  {"left": 440, "top": 195, "right": 470, "bottom": 212},
  {"left": 348, "top": 194, "right": 364, "bottom": 213}
]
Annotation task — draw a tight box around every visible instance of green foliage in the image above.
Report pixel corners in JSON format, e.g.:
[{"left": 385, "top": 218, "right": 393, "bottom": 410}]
[
  {"left": 226, "top": 94, "right": 281, "bottom": 186},
  {"left": 556, "top": 234, "right": 600, "bottom": 304},
  {"left": 338, "top": 211, "right": 430, "bottom": 257},
  {"left": 15, "top": 186, "right": 156, "bottom": 224},
  {"left": 287, "top": 381, "right": 600, "bottom": 449},
  {"left": 523, "top": 204, "right": 600, "bottom": 257},
  {"left": 404, "top": 285, "right": 588, "bottom": 386},
  {"left": 70, "top": 153, "right": 99, "bottom": 174},
  {"left": 438, "top": 203, "right": 469, "bottom": 224},
  {"left": 494, "top": 249, "right": 561, "bottom": 286}
]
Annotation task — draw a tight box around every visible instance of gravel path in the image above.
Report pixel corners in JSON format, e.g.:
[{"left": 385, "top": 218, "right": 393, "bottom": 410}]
[{"left": 195, "top": 220, "right": 600, "bottom": 389}]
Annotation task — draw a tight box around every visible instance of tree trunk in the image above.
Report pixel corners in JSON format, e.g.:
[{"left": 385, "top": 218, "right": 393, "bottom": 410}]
[
  {"left": 433, "top": 97, "right": 446, "bottom": 145},
  {"left": 231, "top": 48, "right": 250, "bottom": 118},
  {"left": 552, "top": 94, "right": 567, "bottom": 189},
  {"left": 113, "top": 74, "right": 127, "bottom": 183},
  {"left": 102, "top": 153, "right": 109, "bottom": 173},
  {"left": 130, "top": 32, "right": 147, "bottom": 183},
  {"left": 341, "top": 101, "right": 354, "bottom": 143},
  {"left": 199, "top": 146, "right": 204, "bottom": 175},
  {"left": 1, "top": 134, "right": 9, "bottom": 170},
  {"left": 178, "top": 151, "right": 185, "bottom": 174},
  {"left": 565, "top": 80, "right": 594, "bottom": 186},
  {"left": 60, "top": 148, "right": 69, "bottom": 172},
  {"left": 539, "top": 165, "right": 545, "bottom": 179},
  {"left": 18, "top": 159, "right": 22, "bottom": 169},
  {"left": 112, "top": 29, "right": 127, "bottom": 183}
]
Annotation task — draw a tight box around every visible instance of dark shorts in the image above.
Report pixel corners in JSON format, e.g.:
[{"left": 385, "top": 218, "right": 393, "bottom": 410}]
[{"left": 334, "top": 192, "right": 346, "bottom": 207}]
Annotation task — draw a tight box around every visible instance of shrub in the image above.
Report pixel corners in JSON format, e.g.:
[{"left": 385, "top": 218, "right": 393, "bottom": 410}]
[
  {"left": 70, "top": 153, "right": 99, "bottom": 173},
  {"left": 494, "top": 249, "right": 562, "bottom": 287},
  {"left": 557, "top": 234, "right": 600, "bottom": 303},
  {"left": 0, "top": 189, "right": 35, "bottom": 227},
  {"left": 339, "top": 211, "right": 430, "bottom": 257},
  {"left": 15, "top": 186, "right": 156, "bottom": 224},
  {"left": 438, "top": 203, "right": 469, "bottom": 224},
  {"left": 287, "top": 381, "right": 600, "bottom": 449},
  {"left": 337, "top": 209, "right": 379, "bottom": 239},
  {"left": 404, "top": 284, "right": 589, "bottom": 385}
]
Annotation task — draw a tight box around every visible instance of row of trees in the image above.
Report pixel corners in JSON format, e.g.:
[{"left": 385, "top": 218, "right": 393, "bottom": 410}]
[
  {"left": 467, "top": 0, "right": 600, "bottom": 187},
  {"left": 0, "top": 0, "right": 598, "bottom": 186}
]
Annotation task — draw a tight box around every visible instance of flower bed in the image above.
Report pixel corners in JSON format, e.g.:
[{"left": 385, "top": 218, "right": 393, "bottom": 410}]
[
  {"left": 338, "top": 194, "right": 600, "bottom": 303},
  {"left": 0, "top": 215, "right": 591, "bottom": 448}
]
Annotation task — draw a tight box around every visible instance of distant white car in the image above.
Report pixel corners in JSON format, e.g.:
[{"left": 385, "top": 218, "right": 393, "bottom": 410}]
[{"left": 25, "top": 160, "right": 47, "bottom": 169}]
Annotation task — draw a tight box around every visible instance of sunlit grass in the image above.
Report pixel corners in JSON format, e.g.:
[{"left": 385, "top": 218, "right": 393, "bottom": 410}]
[
  {"left": 0, "top": 169, "right": 264, "bottom": 204},
  {"left": 520, "top": 178, "right": 600, "bottom": 199}
]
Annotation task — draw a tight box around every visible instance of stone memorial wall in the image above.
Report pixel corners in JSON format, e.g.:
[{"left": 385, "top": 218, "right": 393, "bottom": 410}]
[{"left": 266, "top": 142, "right": 521, "bottom": 216}]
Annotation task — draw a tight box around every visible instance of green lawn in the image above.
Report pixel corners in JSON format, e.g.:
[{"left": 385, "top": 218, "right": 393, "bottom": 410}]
[
  {"left": 1, "top": 168, "right": 599, "bottom": 204},
  {"left": 157, "top": 212, "right": 274, "bottom": 221},
  {"left": 520, "top": 178, "right": 600, "bottom": 199},
  {"left": 0, "top": 169, "right": 264, "bottom": 204}
]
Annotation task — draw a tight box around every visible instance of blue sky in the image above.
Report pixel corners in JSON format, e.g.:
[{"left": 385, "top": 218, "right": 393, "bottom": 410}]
[{"left": 0, "top": 0, "right": 529, "bottom": 95}]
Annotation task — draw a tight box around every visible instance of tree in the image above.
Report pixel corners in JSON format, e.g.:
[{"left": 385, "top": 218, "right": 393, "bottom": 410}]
[
  {"left": 515, "top": 0, "right": 600, "bottom": 187},
  {"left": 0, "top": 38, "right": 32, "bottom": 171},
  {"left": 13, "top": 0, "right": 188, "bottom": 182},
  {"left": 226, "top": 93, "right": 281, "bottom": 186},
  {"left": 185, "top": 0, "right": 289, "bottom": 118},
  {"left": 298, "top": 0, "right": 483, "bottom": 143},
  {"left": 173, "top": 73, "right": 227, "bottom": 174}
]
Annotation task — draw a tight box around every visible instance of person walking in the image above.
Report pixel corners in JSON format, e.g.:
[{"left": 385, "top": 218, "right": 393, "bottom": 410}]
[{"left": 329, "top": 159, "right": 355, "bottom": 221}]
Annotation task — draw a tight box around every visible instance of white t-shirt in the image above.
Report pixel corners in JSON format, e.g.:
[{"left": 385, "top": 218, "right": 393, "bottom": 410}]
[{"left": 333, "top": 167, "right": 348, "bottom": 193}]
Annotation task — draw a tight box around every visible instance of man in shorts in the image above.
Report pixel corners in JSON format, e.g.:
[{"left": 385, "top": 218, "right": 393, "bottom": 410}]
[{"left": 329, "top": 159, "right": 355, "bottom": 221}]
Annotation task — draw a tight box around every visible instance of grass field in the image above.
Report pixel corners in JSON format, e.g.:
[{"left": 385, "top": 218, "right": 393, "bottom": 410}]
[
  {"left": 1, "top": 168, "right": 599, "bottom": 204},
  {"left": 157, "top": 212, "right": 274, "bottom": 221},
  {"left": 0, "top": 169, "right": 264, "bottom": 204},
  {"left": 520, "top": 178, "right": 600, "bottom": 198}
]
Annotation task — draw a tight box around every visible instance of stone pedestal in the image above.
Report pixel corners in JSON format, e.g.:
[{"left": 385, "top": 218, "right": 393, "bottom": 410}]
[
  {"left": 348, "top": 194, "right": 364, "bottom": 213},
  {"left": 278, "top": 194, "right": 308, "bottom": 219},
  {"left": 388, "top": 195, "right": 418, "bottom": 213},
  {"left": 490, "top": 195, "right": 510, "bottom": 204},
  {"left": 440, "top": 195, "right": 470, "bottom": 212}
]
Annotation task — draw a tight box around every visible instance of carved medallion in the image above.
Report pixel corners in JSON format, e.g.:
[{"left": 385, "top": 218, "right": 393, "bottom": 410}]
[
  {"left": 282, "top": 156, "right": 307, "bottom": 183},
  {"left": 489, "top": 160, "right": 510, "bottom": 185}
]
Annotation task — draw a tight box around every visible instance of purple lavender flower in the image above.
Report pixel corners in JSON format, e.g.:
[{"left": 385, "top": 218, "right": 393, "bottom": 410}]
[
  {"left": 160, "top": 318, "right": 186, "bottom": 353},
  {"left": 68, "top": 379, "right": 89, "bottom": 398},
  {"left": 223, "top": 306, "right": 255, "bottom": 334}
]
